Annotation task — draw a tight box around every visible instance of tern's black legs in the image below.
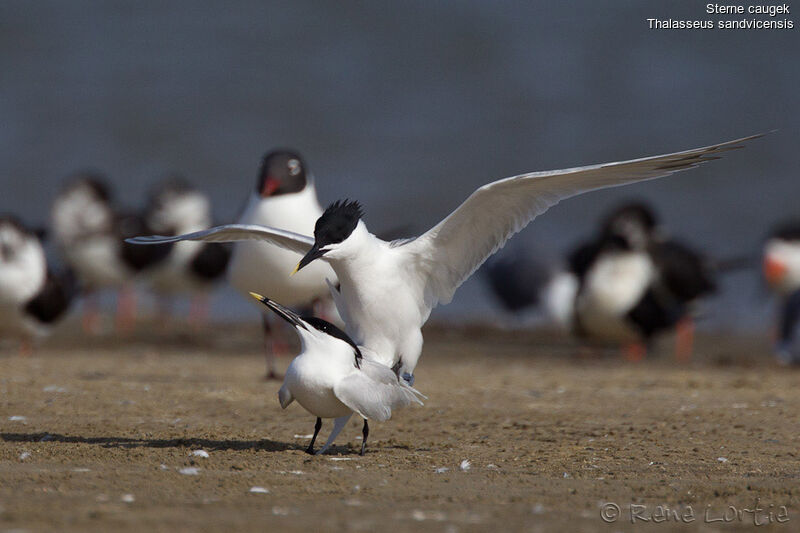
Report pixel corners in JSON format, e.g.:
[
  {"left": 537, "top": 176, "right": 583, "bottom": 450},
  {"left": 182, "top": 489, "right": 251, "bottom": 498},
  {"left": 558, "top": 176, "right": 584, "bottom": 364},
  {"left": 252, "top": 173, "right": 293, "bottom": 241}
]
[
  {"left": 360, "top": 419, "right": 369, "bottom": 456},
  {"left": 306, "top": 417, "right": 322, "bottom": 455}
]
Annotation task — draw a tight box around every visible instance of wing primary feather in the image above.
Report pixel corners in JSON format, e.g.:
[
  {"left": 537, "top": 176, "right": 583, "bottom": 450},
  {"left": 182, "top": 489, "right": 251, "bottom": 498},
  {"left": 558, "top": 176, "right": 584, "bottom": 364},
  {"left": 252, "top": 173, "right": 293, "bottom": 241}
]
[
  {"left": 401, "top": 133, "right": 766, "bottom": 312},
  {"left": 125, "top": 223, "right": 314, "bottom": 255}
]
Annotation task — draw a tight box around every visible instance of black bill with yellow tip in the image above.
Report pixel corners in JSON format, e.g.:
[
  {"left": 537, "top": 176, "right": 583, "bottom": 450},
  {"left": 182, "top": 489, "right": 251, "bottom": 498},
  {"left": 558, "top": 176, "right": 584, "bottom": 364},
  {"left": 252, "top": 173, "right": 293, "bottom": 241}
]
[
  {"left": 248, "top": 292, "right": 306, "bottom": 330},
  {"left": 292, "top": 244, "right": 325, "bottom": 275}
]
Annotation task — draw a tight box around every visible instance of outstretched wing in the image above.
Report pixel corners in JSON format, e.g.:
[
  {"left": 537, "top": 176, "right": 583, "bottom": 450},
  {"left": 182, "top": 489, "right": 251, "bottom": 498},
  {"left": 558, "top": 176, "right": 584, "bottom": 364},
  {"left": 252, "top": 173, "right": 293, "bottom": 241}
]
[
  {"left": 401, "top": 134, "right": 764, "bottom": 310},
  {"left": 126, "top": 223, "right": 314, "bottom": 256},
  {"left": 334, "top": 360, "right": 424, "bottom": 422}
]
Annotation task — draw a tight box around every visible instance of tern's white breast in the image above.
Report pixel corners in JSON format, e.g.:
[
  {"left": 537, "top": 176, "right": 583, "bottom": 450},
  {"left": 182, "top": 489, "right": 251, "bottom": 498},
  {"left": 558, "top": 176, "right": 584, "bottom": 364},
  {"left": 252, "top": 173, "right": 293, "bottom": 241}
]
[
  {"left": 147, "top": 218, "right": 210, "bottom": 295},
  {"left": 64, "top": 236, "right": 132, "bottom": 289},
  {"left": 0, "top": 240, "right": 46, "bottom": 307},
  {"left": 147, "top": 241, "right": 205, "bottom": 293},
  {"left": 146, "top": 192, "right": 213, "bottom": 294},
  {"left": 329, "top": 231, "right": 426, "bottom": 370},
  {"left": 229, "top": 187, "right": 335, "bottom": 306},
  {"left": 0, "top": 235, "right": 48, "bottom": 339},
  {"left": 50, "top": 185, "right": 132, "bottom": 289},
  {"left": 542, "top": 271, "right": 579, "bottom": 330},
  {"left": 283, "top": 338, "right": 355, "bottom": 419},
  {"left": 575, "top": 251, "right": 654, "bottom": 343}
]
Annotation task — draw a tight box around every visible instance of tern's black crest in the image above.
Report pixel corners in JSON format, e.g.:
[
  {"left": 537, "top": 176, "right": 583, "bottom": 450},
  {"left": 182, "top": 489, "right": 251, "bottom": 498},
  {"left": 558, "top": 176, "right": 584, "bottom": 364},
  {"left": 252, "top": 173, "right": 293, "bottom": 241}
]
[
  {"left": 257, "top": 150, "right": 307, "bottom": 197},
  {"left": 315, "top": 200, "right": 364, "bottom": 247}
]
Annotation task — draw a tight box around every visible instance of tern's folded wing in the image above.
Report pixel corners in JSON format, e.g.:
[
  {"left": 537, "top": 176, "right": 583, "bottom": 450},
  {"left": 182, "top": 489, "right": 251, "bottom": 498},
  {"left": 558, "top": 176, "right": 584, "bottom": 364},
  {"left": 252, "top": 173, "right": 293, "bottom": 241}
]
[
  {"left": 126, "top": 224, "right": 314, "bottom": 256},
  {"left": 402, "top": 134, "right": 764, "bottom": 310},
  {"left": 278, "top": 383, "right": 295, "bottom": 409},
  {"left": 334, "top": 364, "right": 424, "bottom": 422}
]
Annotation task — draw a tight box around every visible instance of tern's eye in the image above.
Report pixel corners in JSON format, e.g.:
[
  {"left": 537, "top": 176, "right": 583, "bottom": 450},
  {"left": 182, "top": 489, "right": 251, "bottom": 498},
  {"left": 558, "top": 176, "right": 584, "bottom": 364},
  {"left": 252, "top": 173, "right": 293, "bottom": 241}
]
[{"left": 288, "top": 159, "right": 301, "bottom": 176}]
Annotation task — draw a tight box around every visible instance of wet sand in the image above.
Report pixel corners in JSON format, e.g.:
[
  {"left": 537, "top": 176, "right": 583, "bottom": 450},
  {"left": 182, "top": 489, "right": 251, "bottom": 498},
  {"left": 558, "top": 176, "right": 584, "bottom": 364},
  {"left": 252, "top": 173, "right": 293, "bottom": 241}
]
[{"left": 1, "top": 321, "right": 798, "bottom": 532}]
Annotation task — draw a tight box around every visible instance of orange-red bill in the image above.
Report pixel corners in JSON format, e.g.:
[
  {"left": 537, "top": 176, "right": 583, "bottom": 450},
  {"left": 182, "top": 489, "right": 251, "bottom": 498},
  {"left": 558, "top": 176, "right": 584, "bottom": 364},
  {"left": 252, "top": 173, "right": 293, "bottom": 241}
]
[{"left": 261, "top": 177, "right": 280, "bottom": 197}]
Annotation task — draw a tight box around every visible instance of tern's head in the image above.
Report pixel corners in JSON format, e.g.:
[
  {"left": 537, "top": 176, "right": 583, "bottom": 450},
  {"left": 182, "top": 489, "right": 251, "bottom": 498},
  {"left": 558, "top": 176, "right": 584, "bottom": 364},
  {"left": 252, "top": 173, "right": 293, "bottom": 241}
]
[
  {"left": 146, "top": 176, "right": 211, "bottom": 234},
  {"left": 294, "top": 199, "right": 364, "bottom": 273},
  {"left": 601, "top": 202, "right": 659, "bottom": 251},
  {"left": 61, "top": 172, "right": 112, "bottom": 203},
  {"left": 56, "top": 172, "right": 112, "bottom": 212},
  {"left": 256, "top": 150, "right": 308, "bottom": 198},
  {"left": 51, "top": 171, "right": 115, "bottom": 243},
  {"left": 249, "top": 292, "right": 363, "bottom": 366}
]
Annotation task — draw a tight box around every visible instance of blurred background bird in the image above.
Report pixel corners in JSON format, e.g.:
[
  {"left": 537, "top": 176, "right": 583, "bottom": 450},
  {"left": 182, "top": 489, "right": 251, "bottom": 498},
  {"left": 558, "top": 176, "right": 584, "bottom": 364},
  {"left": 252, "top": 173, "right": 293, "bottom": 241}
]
[
  {"left": 568, "top": 202, "right": 717, "bottom": 360},
  {"left": 50, "top": 172, "right": 170, "bottom": 333},
  {"left": 762, "top": 222, "right": 800, "bottom": 364},
  {"left": 482, "top": 245, "right": 576, "bottom": 329},
  {"left": 483, "top": 202, "right": 738, "bottom": 360},
  {"left": 0, "top": 215, "right": 75, "bottom": 353},
  {"left": 144, "top": 176, "right": 231, "bottom": 327}
]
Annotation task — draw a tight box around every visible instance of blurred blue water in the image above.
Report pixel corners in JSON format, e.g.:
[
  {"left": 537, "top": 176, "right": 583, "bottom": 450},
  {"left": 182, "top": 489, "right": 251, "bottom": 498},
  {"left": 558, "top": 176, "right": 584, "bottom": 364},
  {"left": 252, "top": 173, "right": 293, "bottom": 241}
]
[{"left": 0, "top": 1, "right": 795, "bottom": 330}]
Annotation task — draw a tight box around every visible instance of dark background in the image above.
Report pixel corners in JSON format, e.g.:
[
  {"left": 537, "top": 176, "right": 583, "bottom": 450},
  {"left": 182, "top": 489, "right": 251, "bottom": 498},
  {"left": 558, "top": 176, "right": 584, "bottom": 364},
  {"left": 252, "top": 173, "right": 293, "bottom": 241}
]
[{"left": 0, "top": 1, "right": 795, "bottom": 328}]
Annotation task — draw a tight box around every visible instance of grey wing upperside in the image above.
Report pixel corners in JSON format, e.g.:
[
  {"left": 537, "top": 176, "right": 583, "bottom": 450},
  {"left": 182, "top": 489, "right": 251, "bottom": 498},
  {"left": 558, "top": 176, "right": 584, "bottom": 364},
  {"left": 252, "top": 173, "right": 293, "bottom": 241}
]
[{"left": 126, "top": 223, "right": 314, "bottom": 256}]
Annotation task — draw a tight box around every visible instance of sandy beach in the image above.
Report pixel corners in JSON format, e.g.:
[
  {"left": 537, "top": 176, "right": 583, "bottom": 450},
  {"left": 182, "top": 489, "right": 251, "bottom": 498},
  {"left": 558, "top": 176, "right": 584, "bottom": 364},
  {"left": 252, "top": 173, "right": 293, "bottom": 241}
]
[{"left": 1, "top": 321, "right": 797, "bottom": 532}]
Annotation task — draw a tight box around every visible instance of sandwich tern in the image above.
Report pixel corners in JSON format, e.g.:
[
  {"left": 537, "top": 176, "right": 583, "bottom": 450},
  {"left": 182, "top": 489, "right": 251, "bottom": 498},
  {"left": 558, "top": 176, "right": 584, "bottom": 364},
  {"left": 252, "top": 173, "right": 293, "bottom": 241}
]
[{"left": 250, "top": 292, "right": 423, "bottom": 455}]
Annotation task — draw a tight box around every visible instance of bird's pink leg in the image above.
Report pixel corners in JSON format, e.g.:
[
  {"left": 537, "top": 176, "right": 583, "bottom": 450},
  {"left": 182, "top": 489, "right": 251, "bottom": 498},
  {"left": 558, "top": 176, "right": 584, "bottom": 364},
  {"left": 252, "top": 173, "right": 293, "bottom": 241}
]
[
  {"left": 156, "top": 296, "right": 172, "bottom": 331},
  {"left": 19, "top": 339, "right": 33, "bottom": 357},
  {"left": 622, "top": 342, "right": 646, "bottom": 362},
  {"left": 675, "top": 317, "right": 695, "bottom": 362},
  {"left": 82, "top": 292, "right": 101, "bottom": 334},
  {"left": 115, "top": 285, "right": 137, "bottom": 332},
  {"left": 189, "top": 293, "right": 210, "bottom": 329},
  {"left": 262, "top": 315, "right": 283, "bottom": 381}
]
